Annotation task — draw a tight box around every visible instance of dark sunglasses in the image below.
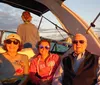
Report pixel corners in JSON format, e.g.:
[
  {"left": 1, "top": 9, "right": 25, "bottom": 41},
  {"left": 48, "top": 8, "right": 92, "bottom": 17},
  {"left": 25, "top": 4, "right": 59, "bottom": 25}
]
[
  {"left": 73, "top": 40, "right": 85, "bottom": 44},
  {"left": 39, "top": 45, "right": 50, "bottom": 50},
  {"left": 4, "top": 39, "right": 20, "bottom": 45}
]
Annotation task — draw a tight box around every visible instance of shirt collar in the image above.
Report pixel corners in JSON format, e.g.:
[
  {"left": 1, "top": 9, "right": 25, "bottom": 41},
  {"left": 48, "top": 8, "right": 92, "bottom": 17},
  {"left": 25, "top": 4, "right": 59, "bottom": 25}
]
[{"left": 73, "top": 51, "right": 85, "bottom": 59}]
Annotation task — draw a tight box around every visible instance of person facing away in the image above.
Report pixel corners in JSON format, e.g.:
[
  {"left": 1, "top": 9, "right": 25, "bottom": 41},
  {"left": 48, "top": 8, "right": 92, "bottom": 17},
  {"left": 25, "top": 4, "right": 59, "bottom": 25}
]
[
  {"left": 17, "top": 11, "right": 40, "bottom": 51},
  {"left": 52, "top": 33, "right": 100, "bottom": 85},
  {"left": 0, "top": 34, "right": 29, "bottom": 85},
  {"left": 29, "top": 39, "right": 61, "bottom": 85}
]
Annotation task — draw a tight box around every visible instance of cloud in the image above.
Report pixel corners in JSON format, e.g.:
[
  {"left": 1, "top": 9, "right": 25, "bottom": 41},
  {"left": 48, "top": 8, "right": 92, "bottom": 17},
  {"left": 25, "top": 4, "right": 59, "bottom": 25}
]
[{"left": 0, "top": 3, "right": 23, "bottom": 31}]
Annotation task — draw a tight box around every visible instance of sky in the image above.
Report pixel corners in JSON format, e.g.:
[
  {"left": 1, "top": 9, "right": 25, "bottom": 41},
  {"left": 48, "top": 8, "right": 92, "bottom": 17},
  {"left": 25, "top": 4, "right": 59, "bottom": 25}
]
[
  {"left": 65, "top": 0, "right": 100, "bottom": 28},
  {"left": 0, "top": 0, "right": 100, "bottom": 39}
]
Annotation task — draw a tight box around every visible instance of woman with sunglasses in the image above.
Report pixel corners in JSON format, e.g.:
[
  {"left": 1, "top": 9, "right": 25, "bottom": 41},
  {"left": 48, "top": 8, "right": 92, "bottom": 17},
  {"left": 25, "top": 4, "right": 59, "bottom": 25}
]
[
  {"left": 0, "top": 34, "right": 29, "bottom": 85},
  {"left": 29, "top": 39, "right": 60, "bottom": 85}
]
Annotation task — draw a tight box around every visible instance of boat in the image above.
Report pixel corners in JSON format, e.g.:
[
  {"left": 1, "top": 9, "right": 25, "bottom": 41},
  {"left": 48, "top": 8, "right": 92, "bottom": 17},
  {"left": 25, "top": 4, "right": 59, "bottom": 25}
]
[{"left": 0, "top": 0, "right": 100, "bottom": 56}]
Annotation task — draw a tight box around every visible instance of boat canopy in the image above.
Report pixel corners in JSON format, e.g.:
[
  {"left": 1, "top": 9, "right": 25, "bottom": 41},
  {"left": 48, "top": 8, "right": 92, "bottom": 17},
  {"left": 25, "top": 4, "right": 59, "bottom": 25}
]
[{"left": 0, "top": 0, "right": 65, "bottom": 16}]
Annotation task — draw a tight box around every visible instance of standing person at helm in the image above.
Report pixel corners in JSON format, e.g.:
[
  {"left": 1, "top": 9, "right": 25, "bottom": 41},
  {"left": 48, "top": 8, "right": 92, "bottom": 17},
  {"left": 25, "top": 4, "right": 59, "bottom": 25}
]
[{"left": 17, "top": 11, "right": 40, "bottom": 53}]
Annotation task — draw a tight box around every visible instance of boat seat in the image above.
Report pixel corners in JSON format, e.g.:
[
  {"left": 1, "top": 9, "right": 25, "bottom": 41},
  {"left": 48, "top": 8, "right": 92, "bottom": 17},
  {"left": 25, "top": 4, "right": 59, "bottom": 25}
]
[
  {"left": 0, "top": 46, "right": 35, "bottom": 59},
  {"left": 0, "top": 46, "right": 6, "bottom": 53},
  {"left": 18, "top": 48, "right": 35, "bottom": 59}
]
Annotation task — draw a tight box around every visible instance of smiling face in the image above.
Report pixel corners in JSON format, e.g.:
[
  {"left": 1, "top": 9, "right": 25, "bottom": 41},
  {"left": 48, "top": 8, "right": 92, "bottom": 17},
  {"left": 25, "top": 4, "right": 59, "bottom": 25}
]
[
  {"left": 39, "top": 41, "right": 50, "bottom": 56},
  {"left": 73, "top": 34, "right": 87, "bottom": 54},
  {"left": 5, "top": 38, "right": 20, "bottom": 52}
]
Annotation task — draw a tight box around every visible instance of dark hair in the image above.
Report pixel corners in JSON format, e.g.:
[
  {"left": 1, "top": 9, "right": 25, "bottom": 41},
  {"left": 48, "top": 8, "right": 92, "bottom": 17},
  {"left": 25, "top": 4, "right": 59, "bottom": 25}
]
[
  {"left": 3, "top": 40, "right": 23, "bottom": 51},
  {"left": 37, "top": 39, "right": 50, "bottom": 49}
]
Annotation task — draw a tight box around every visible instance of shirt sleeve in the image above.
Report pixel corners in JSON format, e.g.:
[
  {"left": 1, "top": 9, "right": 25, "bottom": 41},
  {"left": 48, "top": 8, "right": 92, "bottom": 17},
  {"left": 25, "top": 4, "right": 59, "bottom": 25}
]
[
  {"left": 52, "top": 62, "right": 63, "bottom": 85},
  {"left": 96, "top": 57, "right": 100, "bottom": 85},
  {"left": 49, "top": 54, "right": 60, "bottom": 81}
]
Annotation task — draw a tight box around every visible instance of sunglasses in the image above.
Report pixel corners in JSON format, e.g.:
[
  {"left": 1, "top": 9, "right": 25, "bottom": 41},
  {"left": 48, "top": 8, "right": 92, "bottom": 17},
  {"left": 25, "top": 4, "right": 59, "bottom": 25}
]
[
  {"left": 73, "top": 40, "right": 85, "bottom": 44},
  {"left": 39, "top": 45, "right": 50, "bottom": 50},
  {"left": 5, "top": 39, "right": 20, "bottom": 45}
]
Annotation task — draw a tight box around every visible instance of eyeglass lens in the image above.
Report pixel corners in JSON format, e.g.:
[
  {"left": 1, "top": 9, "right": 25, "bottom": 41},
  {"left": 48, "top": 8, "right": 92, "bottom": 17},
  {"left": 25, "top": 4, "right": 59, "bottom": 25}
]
[
  {"left": 73, "top": 40, "right": 84, "bottom": 44},
  {"left": 39, "top": 45, "right": 50, "bottom": 49},
  {"left": 5, "top": 39, "right": 19, "bottom": 45}
]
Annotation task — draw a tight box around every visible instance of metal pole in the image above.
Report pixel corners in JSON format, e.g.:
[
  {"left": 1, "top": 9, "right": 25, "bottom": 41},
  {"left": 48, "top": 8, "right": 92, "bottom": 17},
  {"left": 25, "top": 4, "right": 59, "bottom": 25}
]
[
  {"left": 38, "top": 16, "right": 43, "bottom": 30},
  {"left": 42, "top": 16, "right": 73, "bottom": 36},
  {"left": 86, "top": 12, "right": 100, "bottom": 33}
]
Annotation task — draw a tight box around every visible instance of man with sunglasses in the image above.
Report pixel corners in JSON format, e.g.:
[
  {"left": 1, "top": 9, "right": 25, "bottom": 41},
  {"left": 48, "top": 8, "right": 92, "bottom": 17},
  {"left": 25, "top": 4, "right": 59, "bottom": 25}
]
[{"left": 52, "top": 33, "right": 100, "bottom": 85}]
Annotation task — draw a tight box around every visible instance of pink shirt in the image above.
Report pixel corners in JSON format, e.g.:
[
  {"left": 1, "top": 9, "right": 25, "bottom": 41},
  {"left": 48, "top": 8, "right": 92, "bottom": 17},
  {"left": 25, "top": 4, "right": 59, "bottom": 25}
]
[{"left": 29, "top": 53, "right": 60, "bottom": 85}]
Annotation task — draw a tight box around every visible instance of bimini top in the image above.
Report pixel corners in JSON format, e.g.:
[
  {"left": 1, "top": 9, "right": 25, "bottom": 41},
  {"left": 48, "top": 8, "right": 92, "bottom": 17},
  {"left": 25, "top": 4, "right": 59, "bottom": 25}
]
[{"left": 0, "top": 0, "right": 65, "bottom": 16}]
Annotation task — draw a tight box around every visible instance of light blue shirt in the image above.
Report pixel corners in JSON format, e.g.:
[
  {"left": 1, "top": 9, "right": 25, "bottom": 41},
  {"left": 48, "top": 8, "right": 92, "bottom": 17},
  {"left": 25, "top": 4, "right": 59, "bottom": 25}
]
[{"left": 73, "top": 52, "right": 85, "bottom": 73}]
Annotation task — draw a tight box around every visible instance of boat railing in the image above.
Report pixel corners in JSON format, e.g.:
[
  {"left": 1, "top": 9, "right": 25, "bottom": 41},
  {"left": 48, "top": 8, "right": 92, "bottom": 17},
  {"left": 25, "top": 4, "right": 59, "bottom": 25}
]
[{"left": 38, "top": 15, "right": 73, "bottom": 37}]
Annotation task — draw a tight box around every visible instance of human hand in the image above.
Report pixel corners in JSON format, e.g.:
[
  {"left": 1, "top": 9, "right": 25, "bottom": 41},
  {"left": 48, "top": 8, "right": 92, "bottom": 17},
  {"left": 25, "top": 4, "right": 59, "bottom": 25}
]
[{"left": 39, "top": 80, "right": 51, "bottom": 85}]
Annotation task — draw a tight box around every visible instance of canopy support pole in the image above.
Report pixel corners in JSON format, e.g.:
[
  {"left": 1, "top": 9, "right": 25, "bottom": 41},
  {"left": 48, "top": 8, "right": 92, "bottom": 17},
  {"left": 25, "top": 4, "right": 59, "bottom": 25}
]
[{"left": 86, "top": 12, "right": 100, "bottom": 33}]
